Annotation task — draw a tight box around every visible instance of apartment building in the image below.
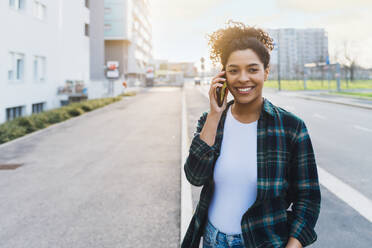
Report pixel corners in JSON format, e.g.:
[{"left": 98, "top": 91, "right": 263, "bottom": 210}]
[
  {"left": 0, "top": 0, "right": 90, "bottom": 124},
  {"left": 104, "top": 0, "right": 152, "bottom": 86},
  {"left": 267, "top": 28, "right": 329, "bottom": 80}
]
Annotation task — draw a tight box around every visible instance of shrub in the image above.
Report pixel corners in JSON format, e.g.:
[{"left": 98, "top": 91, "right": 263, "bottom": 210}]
[
  {"left": 45, "top": 109, "right": 70, "bottom": 124},
  {"left": 80, "top": 103, "right": 93, "bottom": 112},
  {"left": 28, "top": 113, "right": 49, "bottom": 129},
  {"left": 0, "top": 95, "right": 127, "bottom": 145},
  {"left": 65, "top": 106, "right": 84, "bottom": 117},
  {"left": 14, "top": 117, "right": 37, "bottom": 134},
  {"left": 0, "top": 122, "right": 27, "bottom": 144}
]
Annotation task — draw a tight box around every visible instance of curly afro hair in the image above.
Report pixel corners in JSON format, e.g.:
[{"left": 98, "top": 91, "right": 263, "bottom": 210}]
[{"left": 207, "top": 20, "right": 274, "bottom": 69}]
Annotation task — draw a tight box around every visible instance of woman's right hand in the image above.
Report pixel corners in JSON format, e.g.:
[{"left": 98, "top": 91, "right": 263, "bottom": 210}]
[{"left": 209, "top": 71, "right": 229, "bottom": 115}]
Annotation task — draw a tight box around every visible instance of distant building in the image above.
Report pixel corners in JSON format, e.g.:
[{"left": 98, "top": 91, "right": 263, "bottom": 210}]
[
  {"left": 104, "top": 0, "right": 152, "bottom": 87},
  {"left": 167, "top": 62, "right": 197, "bottom": 77},
  {"left": 0, "top": 0, "right": 90, "bottom": 124},
  {"left": 267, "top": 28, "right": 329, "bottom": 80},
  {"left": 152, "top": 60, "right": 197, "bottom": 77}
]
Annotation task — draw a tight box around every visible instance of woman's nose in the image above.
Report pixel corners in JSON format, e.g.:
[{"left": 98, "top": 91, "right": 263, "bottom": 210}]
[{"left": 238, "top": 72, "right": 250, "bottom": 82}]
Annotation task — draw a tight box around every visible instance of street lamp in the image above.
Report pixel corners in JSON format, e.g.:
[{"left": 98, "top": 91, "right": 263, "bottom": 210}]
[
  {"left": 200, "top": 57, "right": 205, "bottom": 84},
  {"left": 273, "top": 34, "right": 281, "bottom": 91}
]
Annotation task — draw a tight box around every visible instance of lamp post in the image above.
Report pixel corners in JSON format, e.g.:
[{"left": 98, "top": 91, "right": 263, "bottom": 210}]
[
  {"left": 275, "top": 32, "right": 281, "bottom": 91},
  {"left": 200, "top": 57, "right": 205, "bottom": 84}
]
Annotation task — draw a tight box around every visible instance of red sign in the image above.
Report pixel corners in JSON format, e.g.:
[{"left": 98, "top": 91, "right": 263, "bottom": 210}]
[{"left": 108, "top": 64, "right": 117, "bottom": 70}]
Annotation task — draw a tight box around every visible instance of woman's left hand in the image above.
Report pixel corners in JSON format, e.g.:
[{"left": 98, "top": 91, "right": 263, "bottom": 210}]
[{"left": 285, "top": 237, "right": 303, "bottom": 248}]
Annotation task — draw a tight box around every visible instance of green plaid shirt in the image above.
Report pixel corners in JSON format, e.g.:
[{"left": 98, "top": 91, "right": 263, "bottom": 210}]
[{"left": 182, "top": 97, "right": 321, "bottom": 248}]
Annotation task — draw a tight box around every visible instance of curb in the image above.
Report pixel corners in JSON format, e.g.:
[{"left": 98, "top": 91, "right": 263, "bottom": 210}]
[
  {"left": 180, "top": 87, "right": 193, "bottom": 245},
  {"left": 0, "top": 96, "right": 135, "bottom": 150},
  {"left": 320, "top": 92, "right": 372, "bottom": 101},
  {"left": 292, "top": 94, "right": 372, "bottom": 110}
]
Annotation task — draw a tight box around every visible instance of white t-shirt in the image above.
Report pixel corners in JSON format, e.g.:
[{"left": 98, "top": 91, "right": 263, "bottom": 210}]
[{"left": 207, "top": 106, "right": 258, "bottom": 235}]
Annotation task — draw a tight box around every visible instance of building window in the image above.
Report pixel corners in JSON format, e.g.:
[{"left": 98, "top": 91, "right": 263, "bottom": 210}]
[
  {"left": 9, "top": 0, "right": 25, "bottom": 10},
  {"left": 8, "top": 52, "right": 25, "bottom": 81},
  {"left": 85, "top": 0, "right": 89, "bottom": 8},
  {"left": 104, "top": 7, "right": 111, "bottom": 14},
  {"left": 6, "top": 106, "right": 24, "bottom": 121},
  {"left": 104, "top": 24, "right": 112, "bottom": 31},
  {"left": 33, "top": 56, "right": 46, "bottom": 82},
  {"left": 84, "top": 23, "right": 89, "bottom": 37},
  {"left": 33, "top": 1, "right": 46, "bottom": 20},
  {"left": 32, "top": 102, "right": 45, "bottom": 114}
]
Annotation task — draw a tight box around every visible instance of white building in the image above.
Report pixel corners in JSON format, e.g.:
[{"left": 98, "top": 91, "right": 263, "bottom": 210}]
[
  {"left": 104, "top": 0, "right": 153, "bottom": 86},
  {"left": 267, "top": 28, "right": 329, "bottom": 80},
  {"left": 0, "top": 0, "right": 90, "bottom": 124}
]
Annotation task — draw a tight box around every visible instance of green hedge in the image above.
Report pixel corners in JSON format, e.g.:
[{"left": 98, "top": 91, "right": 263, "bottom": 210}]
[{"left": 0, "top": 95, "right": 124, "bottom": 145}]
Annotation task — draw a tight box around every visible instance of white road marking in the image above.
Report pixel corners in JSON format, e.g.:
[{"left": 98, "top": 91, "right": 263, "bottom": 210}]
[
  {"left": 318, "top": 166, "right": 372, "bottom": 223},
  {"left": 313, "top": 113, "right": 327, "bottom": 120},
  {"left": 354, "top": 125, "right": 372, "bottom": 133},
  {"left": 197, "top": 85, "right": 372, "bottom": 223},
  {"left": 180, "top": 87, "right": 193, "bottom": 244}
]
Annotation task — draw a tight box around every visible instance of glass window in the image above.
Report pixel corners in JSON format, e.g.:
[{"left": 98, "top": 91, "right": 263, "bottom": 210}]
[
  {"left": 6, "top": 106, "right": 24, "bottom": 121},
  {"left": 33, "top": 56, "right": 46, "bottom": 82},
  {"left": 9, "top": 0, "right": 15, "bottom": 8},
  {"left": 18, "top": 0, "right": 25, "bottom": 9},
  {"left": 32, "top": 103, "right": 45, "bottom": 113},
  {"left": 34, "top": 59, "right": 38, "bottom": 81},
  {"left": 8, "top": 52, "right": 25, "bottom": 81},
  {"left": 8, "top": 52, "right": 14, "bottom": 80},
  {"left": 33, "top": 1, "right": 46, "bottom": 20},
  {"left": 104, "top": 24, "right": 112, "bottom": 31},
  {"left": 84, "top": 23, "right": 89, "bottom": 37},
  {"left": 16, "top": 58, "right": 23, "bottom": 80}
]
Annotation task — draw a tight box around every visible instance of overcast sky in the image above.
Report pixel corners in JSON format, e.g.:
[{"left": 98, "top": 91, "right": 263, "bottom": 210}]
[{"left": 151, "top": 0, "right": 372, "bottom": 70}]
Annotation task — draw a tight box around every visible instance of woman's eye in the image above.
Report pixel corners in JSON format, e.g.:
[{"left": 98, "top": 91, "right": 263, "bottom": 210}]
[
  {"left": 249, "top": 68, "right": 258, "bottom": 73},
  {"left": 228, "top": 70, "right": 237, "bottom": 73}
]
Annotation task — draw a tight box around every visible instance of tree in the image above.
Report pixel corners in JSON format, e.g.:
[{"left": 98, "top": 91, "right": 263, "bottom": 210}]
[{"left": 343, "top": 40, "right": 357, "bottom": 82}]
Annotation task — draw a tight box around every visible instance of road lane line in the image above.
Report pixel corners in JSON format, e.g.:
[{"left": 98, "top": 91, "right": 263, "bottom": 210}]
[
  {"left": 318, "top": 166, "right": 372, "bottom": 222},
  {"left": 180, "top": 87, "right": 193, "bottom": 244},
  {"left": 353, "top": 125, "right": 372, "bottom": 133},
  {"left": 198, "top": 85, "right": 372, "bottom": 223}
]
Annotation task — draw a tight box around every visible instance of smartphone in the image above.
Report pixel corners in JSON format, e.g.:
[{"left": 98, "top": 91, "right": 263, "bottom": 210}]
[{"left": 216, "top": 68, "right": 227, "bottom": 107}]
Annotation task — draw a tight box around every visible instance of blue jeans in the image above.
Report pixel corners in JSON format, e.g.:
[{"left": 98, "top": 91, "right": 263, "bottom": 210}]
[{"left": 203, "top": 219, "right": 245, "bottom": 248}]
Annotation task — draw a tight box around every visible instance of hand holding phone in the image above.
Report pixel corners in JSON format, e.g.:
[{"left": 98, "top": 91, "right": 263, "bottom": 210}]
[
  {"left": 209, "top": 70, "right": 228, "bottom": 114},
  {"left": 216, "top": 68, "right": 228, "bottom": 107},
  {"left": 216, "top": 74, "right": 227, "bottom": 107}
]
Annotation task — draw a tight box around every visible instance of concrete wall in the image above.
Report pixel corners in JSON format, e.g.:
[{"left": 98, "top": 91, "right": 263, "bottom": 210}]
[{"left": 90, "top": 0, "right": 105, "bottom": 80}]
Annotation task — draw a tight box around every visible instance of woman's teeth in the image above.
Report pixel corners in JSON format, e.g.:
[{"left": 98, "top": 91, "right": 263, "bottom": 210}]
[{"left": 237, "top": 87, "right": 254, "bottom": 92}]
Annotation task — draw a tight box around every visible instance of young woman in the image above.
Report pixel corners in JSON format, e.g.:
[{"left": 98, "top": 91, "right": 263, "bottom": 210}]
[{"left": 181, "top": 21, "right": 321, "bottom": 248}]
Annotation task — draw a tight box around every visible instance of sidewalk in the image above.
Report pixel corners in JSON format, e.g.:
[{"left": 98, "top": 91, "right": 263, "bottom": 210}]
[{"left": 265, "top": 88, "right": 372, "bottom": 110}]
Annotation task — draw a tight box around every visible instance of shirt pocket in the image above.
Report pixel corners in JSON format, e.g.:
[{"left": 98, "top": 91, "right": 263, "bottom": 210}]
[{"left": 266, "top": 150, "right": 290, "bottom": 198}]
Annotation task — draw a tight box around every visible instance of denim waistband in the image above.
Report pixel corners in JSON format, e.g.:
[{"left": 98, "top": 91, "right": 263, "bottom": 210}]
[{"left": 206, "top": 219, "right": 245, "bottom": 245}]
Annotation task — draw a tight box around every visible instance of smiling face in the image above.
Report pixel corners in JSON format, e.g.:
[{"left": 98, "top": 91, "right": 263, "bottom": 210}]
[{"left": 225, "top": 48, "right": 269, "bottom": 105}]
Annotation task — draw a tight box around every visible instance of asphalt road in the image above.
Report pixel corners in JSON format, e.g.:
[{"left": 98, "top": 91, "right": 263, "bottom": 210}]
[{"left": 0, "top": 87, "right": 181, "bottom": 248}]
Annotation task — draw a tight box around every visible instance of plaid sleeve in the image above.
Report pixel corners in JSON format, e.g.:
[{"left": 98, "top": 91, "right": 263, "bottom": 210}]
[
  {"left": 184, "top": 111, "right": 216, "bottom": 186},
  {"left": 288, "top": 120, "right": 321, "bottom": 247}
]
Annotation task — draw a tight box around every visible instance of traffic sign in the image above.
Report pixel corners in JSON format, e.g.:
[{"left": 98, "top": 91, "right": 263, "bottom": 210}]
[{"left": 107, "top": 61, "right": 119, "bottom": 70}]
